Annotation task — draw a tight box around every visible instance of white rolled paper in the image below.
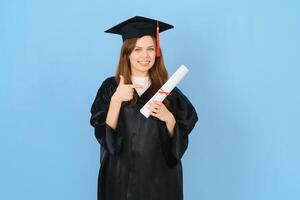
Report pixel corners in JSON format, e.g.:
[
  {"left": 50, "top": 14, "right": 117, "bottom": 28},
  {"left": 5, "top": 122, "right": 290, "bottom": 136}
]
[{"left": 140, "top": 65, "right": 189, "bottom": 118}]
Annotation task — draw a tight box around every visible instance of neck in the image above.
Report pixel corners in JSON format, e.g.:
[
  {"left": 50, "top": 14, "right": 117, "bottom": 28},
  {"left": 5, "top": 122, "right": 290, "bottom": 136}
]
[{"left": 131, "top": 72, "right": 149, "bottom": 77}]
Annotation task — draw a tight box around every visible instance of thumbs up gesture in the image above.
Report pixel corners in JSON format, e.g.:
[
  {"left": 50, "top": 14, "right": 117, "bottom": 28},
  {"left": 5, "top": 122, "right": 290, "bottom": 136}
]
[{"left": 112, "top": 75, "right": 144, "bottom": 103}]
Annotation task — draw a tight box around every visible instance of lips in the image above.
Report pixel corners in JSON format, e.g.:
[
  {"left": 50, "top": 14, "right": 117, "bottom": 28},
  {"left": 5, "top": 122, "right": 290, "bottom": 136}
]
[{"left": 138, "top": 61, "right": 150, "bottom": 66}]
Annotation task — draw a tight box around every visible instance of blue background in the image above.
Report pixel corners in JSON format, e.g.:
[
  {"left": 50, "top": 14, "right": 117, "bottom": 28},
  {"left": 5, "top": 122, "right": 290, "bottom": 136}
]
[{"left": 1, "top": 0, "right": 299, "bottom": 199}]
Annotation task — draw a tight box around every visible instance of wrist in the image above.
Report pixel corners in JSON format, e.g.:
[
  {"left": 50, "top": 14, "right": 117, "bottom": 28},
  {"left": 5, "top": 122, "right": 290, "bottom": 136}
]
[
  {"left": 165, "top": 112, "right": 175, "bottom": 124},
  {"left": 111, "top": 94, "right": 122, "bottom": 104}
]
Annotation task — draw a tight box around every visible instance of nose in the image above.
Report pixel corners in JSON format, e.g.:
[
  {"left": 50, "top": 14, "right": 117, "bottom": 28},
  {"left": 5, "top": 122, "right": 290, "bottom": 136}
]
[{"left": 141, "top": 49, "right": 149, "bottom": 57}]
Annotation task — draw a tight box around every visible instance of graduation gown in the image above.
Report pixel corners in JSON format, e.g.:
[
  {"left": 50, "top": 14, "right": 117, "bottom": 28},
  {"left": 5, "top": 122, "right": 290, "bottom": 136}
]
[{"left": 90, "top": 77, "right": 198, "bottom": 200}]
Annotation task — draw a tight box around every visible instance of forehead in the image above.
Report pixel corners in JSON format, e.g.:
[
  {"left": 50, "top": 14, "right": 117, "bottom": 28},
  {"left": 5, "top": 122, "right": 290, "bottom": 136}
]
[{"left": 135, "top": 35, "right": 155, "bottom": 46}]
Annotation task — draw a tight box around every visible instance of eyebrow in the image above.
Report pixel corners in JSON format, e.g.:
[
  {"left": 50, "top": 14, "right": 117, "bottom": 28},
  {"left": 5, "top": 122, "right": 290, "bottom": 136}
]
[{"left": 135, "top": 45, "right": 155, "bottom": 48}]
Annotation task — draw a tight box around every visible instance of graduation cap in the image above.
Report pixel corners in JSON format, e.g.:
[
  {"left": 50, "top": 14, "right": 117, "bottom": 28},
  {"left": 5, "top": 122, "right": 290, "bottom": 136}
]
[{"left": 105, "top": 16, "right": 174, "bottom": 57}]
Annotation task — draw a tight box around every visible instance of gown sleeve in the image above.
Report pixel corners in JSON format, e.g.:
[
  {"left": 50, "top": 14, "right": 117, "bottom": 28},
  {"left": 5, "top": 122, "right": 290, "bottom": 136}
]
[
  {"left": 159, "top": 88, "right": 198, "bottom": 167},
  {"left": 90, "top": 78, "right": 122, "bottom": 156}
]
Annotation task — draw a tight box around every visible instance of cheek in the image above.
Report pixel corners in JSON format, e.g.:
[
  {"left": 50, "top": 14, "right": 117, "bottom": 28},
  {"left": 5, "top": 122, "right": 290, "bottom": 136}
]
[
  {"left": 150, "top": 54, "right": 156, "bottom": 63},
  {"left": 149, "top": 51, "right": 156, "bottom": 59},
  {"left": 129, "top": 53, "right": 138, "bottom": 62}
]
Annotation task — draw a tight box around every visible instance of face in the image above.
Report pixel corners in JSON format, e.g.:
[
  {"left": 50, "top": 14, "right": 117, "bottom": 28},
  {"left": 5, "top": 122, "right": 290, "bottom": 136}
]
[{"left": 129, "top": 35, "right": 156, "bottom": 76}]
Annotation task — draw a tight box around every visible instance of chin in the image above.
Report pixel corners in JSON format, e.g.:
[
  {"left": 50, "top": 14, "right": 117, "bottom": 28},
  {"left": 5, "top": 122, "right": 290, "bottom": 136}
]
[
  {"left": 137, "top": 69, "right": 149, "bottom": 74},
  {"left": 136, "top": 65, "right": 150, "bottom": 70}
]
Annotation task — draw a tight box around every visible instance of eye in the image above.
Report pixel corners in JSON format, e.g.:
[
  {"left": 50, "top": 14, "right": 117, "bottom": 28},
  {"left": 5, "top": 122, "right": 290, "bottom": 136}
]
[
  {"left": 134, "top": 48, "right": 142, "bottom": 52},
  {"left": 148, "top": 47, "right": 155, "bottom": 51}
]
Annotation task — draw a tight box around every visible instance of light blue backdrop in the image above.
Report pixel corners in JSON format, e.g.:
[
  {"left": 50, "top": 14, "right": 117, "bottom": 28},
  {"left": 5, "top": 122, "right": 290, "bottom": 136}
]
[{"left": 1, "top": 0, "right": 299, "bottom": 199}]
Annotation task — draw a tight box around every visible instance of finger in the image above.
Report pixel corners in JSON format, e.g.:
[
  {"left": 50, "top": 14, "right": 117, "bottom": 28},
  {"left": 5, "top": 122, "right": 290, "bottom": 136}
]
[
  {"left": 127, "top": 86, "right": 133, "bottom": 91},
  {"left": 148, "top": 105, "right": 160, "bottom": 115},
  {"left": 129, "top": 93, "right": 133, "bottom": 99},
  {"left": 147, "top": 103, "right": 154, "bottom": 109},
  {"left": 119, "top": 75, "right": 125, "bottom": 85},
  {"left": 126, "top": 95, "right": 133, "bottom": 101},
  {"left": 147, "top": 106, "right": 156, "bottom": 113},
  {"left": 150, "top": 111, "right": 159, "bottom": 118},
  {"left": 152, "top": 100, "right": 162, "bottom": 106},
  {"left": 149, "top": 102, "right": 160, "bottom": 109}
]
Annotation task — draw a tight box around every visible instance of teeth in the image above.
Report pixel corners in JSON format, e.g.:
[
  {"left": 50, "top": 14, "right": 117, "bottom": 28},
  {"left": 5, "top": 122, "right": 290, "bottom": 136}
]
[{"left": 138, "top": 61, "right": 150, "bottom": 64}]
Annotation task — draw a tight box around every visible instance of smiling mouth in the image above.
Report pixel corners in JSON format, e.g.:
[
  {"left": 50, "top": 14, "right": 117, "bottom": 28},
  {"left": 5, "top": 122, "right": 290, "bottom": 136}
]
[{"left": 138, "top": 61, "right": 150, "bottom": 65}]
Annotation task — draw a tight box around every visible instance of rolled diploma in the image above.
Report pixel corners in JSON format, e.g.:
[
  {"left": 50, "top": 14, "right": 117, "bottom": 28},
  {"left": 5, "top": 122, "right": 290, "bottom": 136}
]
[{"left": 140, "top": 65, "right": 189, "bottom": 118}]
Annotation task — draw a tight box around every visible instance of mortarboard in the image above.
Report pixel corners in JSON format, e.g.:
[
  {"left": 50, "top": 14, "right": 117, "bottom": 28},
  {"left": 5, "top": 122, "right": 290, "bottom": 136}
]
[{"left": 104, "top": 16, "right": 174, "bottom": 57}]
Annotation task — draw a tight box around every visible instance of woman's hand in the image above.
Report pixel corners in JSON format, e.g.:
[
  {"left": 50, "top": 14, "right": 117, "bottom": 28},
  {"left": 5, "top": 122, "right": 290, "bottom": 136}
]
[
  {"left": 112, "top": 75, "right": 143, "bottom": 103},
  {"left": 147, "top": 100, "right": 173, "bottom": 122},
  {"left": 148, "top": 100, "right": 176, "bottom": 136}
]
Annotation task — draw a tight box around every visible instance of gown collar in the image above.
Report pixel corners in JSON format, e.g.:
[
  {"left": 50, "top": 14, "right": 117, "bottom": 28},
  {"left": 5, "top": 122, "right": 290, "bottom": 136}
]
[{"left": 131, "top": 75, "right": 151, "bottom": 96}]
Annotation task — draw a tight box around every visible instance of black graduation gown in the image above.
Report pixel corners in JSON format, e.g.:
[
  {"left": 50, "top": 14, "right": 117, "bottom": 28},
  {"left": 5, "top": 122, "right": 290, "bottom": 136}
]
[{"left": 90, "top": 77, "right": 198, "bottom": 200}]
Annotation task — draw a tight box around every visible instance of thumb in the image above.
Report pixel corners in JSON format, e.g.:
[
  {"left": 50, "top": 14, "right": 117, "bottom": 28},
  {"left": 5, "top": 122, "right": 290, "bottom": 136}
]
[{"left": 119, "top": 75, "right": 125, "bottom": 85}]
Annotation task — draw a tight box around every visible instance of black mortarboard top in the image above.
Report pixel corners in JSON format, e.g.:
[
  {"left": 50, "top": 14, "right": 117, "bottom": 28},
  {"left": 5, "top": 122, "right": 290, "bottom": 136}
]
[
  {"left": 105, "top": 16, "right": 174, "bottom": 41},
  {"left": 105, "top": 16, "right": 174, "bottom": 57}
]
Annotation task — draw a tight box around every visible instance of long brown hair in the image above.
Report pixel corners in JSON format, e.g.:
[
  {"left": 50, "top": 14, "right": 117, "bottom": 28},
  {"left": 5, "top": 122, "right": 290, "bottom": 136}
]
[{"left": 114, "top": 36, "right": 169, "bottom": 107}]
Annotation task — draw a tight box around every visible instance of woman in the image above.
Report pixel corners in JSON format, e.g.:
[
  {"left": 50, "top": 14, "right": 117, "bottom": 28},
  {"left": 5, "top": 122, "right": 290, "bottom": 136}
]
[{"left": 90, "top": 16, "right": 198, "bottom": 200}]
